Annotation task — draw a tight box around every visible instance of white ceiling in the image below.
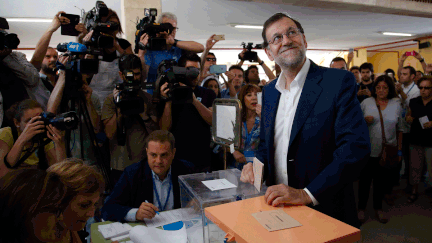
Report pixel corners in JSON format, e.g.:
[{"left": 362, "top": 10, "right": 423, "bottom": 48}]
[{"left": 2, "top": 0, "right": 432, "bottom": 51}]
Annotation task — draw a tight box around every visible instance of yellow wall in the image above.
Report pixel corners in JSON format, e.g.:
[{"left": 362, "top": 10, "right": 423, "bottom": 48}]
[
  {"left": 352, "top": 48, "right": 368, "bottom": 67},
  {"left": 367, "top": 52, "right": 399, "bottom": 79}
]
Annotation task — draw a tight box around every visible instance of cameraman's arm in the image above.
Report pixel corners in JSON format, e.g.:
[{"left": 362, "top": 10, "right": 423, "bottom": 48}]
[
  {"left": 83, "top": 83, "right": 101, "bottom": 133},
  {"left": 1, "top": 51, "right": 39, "bottom": 88},
  {"left": 102, "top": 93, "right": 121, "bottom": 140},
  {"left": 160, "top": 101, "right": 172, "bottom": 131},
  {"left": 138, "top": 34, "right": 150, "bottom": 80},
  {"left": 192, "top": 94, "right": 212, "bottom": 126},
  {"left": 46, "top": 68, "right": 67, "bottom": 115},
  {"left": 237, "top": 49, "right": 246, "bottom": 66},
  {"left": 258, "top": 57, "right": 276, "bottom": 80},
  {"left": 30, "top": 11, "right": 67, "bottom": 70},
  {"left": 174, "top": 41, "right": 204, "bottom": 53}
]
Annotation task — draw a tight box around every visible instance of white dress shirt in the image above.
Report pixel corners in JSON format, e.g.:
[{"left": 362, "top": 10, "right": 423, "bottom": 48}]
[
  {"left": 400, "top": 82, "right": 420, "bottom": 133},
  {"left": 273, "top": 58, "right": 318, "bottom": 206}
]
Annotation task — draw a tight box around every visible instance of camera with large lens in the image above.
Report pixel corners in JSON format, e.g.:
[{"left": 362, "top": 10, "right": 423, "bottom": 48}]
[
  {"left": 134, "top": 8, "right": 175, "bottom": 52},
  {"left": 240, "top": 42, "right": 263, "bottom": 62},
  {"left": 0, "top": 17, "right": 20, "bottom": 50},
  {"left": 114, "top": 70, "right": 145, "bottom": 116},
  {"left": 32, "top": 111, "right": 79, "bottom": 142},
  {"left": 153, "top": 60, "right": 200, "bottom": 104},
  {"left": 84, "top": 1, "right": 118, "bottom": 49}
]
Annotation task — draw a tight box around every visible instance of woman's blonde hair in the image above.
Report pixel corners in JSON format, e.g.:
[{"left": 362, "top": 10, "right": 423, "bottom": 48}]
[{"left": 47, "top": 158, "right": 105, "bottom": 203}]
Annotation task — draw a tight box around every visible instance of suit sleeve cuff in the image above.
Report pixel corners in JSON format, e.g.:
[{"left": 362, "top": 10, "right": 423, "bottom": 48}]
[
  {"left": 124, "top": 208, "right": 139, "bottom": 222},
  {"left": 304, "top": 188, "right": 319, "bottom": 206}
]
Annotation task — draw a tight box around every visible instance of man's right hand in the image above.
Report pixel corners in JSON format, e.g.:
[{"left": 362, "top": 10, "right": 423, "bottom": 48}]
[
  {"left": 240, "top": 162, "right": 254, "bottom": 184},
  {"left": 238, "top": 49, "right": 246, "bottom": 60},
  {"left": 224, "top": 71, "right": 235, "bottom": 82},
  {"left": 205, "top": 34, "right": 219, "bottom": 50},
  {"left": 48, "top": 11, "right": 69, "bottom": 33},
  {"left": 160, "top": 82, "right": 170, "bottom": 99},
  {"left": 139, "top": 33, "right": 149, "bottom": 48},
  {"left": 365, "top": 116, "right": 374, "bottom": 125},
  {"left": 136, "top": 202, "right": 159, "bottom": 220},
  {"left": 406, "top": 115, "right": 414, "bottom": 124},
  {"left": 399, "top": 53, "right": 408, "bottom": 65},
  {"left": 113, "top": 87, "right": 120, "bottom": 100}
]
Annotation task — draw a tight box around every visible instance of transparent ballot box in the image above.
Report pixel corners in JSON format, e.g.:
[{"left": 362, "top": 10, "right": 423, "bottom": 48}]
[{"left": 179, "top": 169, "right": 266, "bottom": 243}]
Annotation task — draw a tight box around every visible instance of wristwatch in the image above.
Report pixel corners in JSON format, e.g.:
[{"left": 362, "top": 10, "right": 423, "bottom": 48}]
[
  {"left": 173, "top": 39, "right": 178, "bottom": 47},
  {"left": 259, "top": 60, "right": 264, "bottom": 65}
]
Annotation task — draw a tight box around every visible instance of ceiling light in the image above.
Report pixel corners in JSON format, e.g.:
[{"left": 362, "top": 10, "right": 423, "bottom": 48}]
[
  {"left": 233, "top": 24, "right": 263, "bottom": 30},
  {"left": 382, "top": 32, "right": 413, "bottom": 37},
  {"left": 6, "top": 18, "right": 53, "bottom": 23}
]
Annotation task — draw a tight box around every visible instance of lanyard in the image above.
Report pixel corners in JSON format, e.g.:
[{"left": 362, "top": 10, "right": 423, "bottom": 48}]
[
  {"left": 406, "top": 83, "right": 415, "bottom": 96},
  {"left": 243, "top": 118, "right": 259, "bottom": 149},
  {"left": 152, "top": 175, "right": 172, "bottom": 211}
]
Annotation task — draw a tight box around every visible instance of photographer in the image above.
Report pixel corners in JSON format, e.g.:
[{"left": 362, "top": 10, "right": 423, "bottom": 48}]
[
  {"left": 0, "top": 99, "right": 66, "bottom": 178},
  {"left": 0, "top": 18, "right": 39, "bottom": 127},
  {"left": 102, "top": 54, "right": 159, "bottom": 185},
  {"left": 159, "top": 53, "right": 215, "bottom": 172},
  {"left": 82, "top": 8, "right": 134, "bottom": 107},
  {"left": 238, "top": 49, "right": 276, "bottom": 83},
  {"left": 199, "top": 34, "right": 220, "bottom": 85},
  {"left": 138, "top": 12, "right": 204, "bottom": 91}
]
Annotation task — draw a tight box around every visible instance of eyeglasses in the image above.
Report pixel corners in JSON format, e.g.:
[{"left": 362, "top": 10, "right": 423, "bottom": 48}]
[
  {"left": 268, "top": 28, "right": 302, "bottom": 45},
  {"left": 419, "top": 86, "right": 432, "bottom": 90},
  {"left": 206, "top": 58, "right": 217, "bottom": 62}
]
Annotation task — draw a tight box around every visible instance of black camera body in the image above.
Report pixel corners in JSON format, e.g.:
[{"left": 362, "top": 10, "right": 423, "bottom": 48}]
[
  {"left": 0, "top": 17, "right": 20, "bottom": 50},
  {"left": 56, "top": 42, "right": 101, "bottom": 75},
  {"left": 84, "top": 1, "right": 117, "bottom": 49},
  {"left": 134, "top": 8, "right": 175, "bottom": 52},
  {"left": 240, "top": 42, "right": 263, "bottom": 62},
  {"left": 32, "top": 111, "right": 79, "bottom": 143},
  {"left": 153, "top": 60, "right": 200, "bottom": 104},
  {"left": 114, "top": 71, "right": 145, "bottom": 116}
]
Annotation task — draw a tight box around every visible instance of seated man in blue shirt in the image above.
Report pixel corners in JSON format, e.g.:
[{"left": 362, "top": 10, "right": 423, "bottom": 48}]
[
  {"left": 137, "top": 12, "right": 204, "bottom": 94},
  {"left": 101, "top": 130, "right": 194, "bottom": 222}
]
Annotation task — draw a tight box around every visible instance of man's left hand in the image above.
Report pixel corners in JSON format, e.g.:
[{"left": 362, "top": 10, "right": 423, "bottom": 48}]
[
  {"left": 423, "top": 121, "right": 432, "bottom": 129},
  {"left": 264, "top": 184, "right": 312, "bottom": 206},
  {"left": 49, "top": 11, "right": 69, "bottom": 33},
  {"left": 414, "top": 52, "right": 424, "bottom": 61},
  {"left": 364, "top": 88, "right": 372, "bottom": 97}
]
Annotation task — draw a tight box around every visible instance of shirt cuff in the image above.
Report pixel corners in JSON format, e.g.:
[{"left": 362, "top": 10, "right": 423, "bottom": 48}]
[
  {"left": 303, "top": 188, "right": 319, "bottom": 206},
  {"left": 124, "top": 208, "right": 139, "bottom": 222}
]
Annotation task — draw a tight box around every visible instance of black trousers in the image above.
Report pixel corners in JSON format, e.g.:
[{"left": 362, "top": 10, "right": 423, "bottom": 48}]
[
  {"left": 358, "top": 157, "right": 394, "bottom": 210},
  {"left": 401, "top": 133, "right": 411, "bottom": 176}
]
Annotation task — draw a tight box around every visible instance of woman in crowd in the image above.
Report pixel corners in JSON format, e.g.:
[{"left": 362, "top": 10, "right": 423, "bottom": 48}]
[
  {"left": 0, "top": 99, "right": 66, "bottom": 177},
  {"left": 406, "top": 77, "right": 432, "bottom": 203},
  {"left": 0, "top": 169, "right": 68, "bottom": 243},
  {"left": 229, "top": 84, "right": 261, "bottom": 170},
  {"left": 203, "top": 77, "right": 222, "bottom": 98},
  {"left": 47, "top": 158, "right": 105, "bottom": 243},
  {"left": 358, "top": 75, "right": 403, "bottom": 224}
]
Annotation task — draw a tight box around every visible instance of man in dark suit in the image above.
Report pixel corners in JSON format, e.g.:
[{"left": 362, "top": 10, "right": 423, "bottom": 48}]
[
  {"left": 240, "top": 13, "right": 370, "bottom": 228},
  {"left": 101, "top": 130, "right": 193, "bottom": 222}
]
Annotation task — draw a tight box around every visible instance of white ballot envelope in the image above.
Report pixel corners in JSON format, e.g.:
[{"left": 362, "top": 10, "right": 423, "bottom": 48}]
[
  {"left": 257, "top": 92, "right": 262, "bottom": 105},
  {"left": 419, "top": 116, "right": 430, "bottom": 129},
  {"left": 253, "top": 157, "right": 264, "bottom": 191}
]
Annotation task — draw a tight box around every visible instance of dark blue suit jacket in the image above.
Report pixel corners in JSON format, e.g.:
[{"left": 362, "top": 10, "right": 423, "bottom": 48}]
[
  {"left": 101, "top": 158, "right": 194, "bottom": 222},
  {"left": 258, "top": 61, "right": 370, "bottom": 228}
]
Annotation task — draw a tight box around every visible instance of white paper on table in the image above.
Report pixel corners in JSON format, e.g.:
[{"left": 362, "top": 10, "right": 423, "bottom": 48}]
[
  {"left": 111, "top": 233, "right": 130, "bottom": 242},
  {"left": 202, "top": 178, "right": 237, "bottom": 191},
  {"left": 257, "top": 92, "right": 262, "bottom": 105},
  {"left": 216, "top": 105, "right": 236, "bottom": 140},
  {"left": 129, "top": 223, "right": 188, "bottom": 243},
  {"left": 144, "top": 208, "right": 197, "bottom": 228},
  {"left": 98, "top": 222, "right": 132, "bottom": 239},
  {"left": 419, "top": 116, "right": 430, "bottom": 129},
  {"left": 253, "top": 157, "right": 264, "bottom": 191}
]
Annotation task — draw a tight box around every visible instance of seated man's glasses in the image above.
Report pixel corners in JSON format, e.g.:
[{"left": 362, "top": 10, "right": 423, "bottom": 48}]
[{"left": 268, "top": 28, "right": 302, "bottom": 45}]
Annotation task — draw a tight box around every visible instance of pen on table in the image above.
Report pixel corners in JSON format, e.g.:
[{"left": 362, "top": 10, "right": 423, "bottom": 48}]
[{"left": 145, "top": 200, "right": 160, "bottom": 215}]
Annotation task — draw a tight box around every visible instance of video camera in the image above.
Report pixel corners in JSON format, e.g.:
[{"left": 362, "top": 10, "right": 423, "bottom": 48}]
[
  {"left": 134, "top": 8, "right": 175, "bottom": 52},
  {"left": 84, "top": 1, "right": 118, "bottom": 49},
  {"left": 0, "top": 17, "right": 20, "bottom": 50},
  {"left": 57, "top": 42, "right": 101, "bottom": 74},
  {"left": 240, "top": 42, "right": 263, "bottom": 62},
  {"left": 32, "top": 111, "right": 79, "bottom": 142},
  {"left": 153, "top": 60, "right": 200, "bottom": 104},
  {"left": 114, "top": 70, "right": 145, "bottom": 116}
]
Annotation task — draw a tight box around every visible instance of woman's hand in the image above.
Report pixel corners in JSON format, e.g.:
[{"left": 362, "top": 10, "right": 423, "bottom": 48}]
[
  {"left": 233, "top": 151, "right": 247, "bottom": 164},
  {"left": 405, "top": 115, "right": 414, "bottom": 124},
  {"left": 365, "top": 116, "right": 374, "bottom": 125},
  {"left": 19, "top": 116, "right": 46, "bottom": 143},
  {"left": 423, "top": 121, "right": 432, "bottom": 129},
  {"left": 46, "top": 125, "right": 64, "bottom": 146}
]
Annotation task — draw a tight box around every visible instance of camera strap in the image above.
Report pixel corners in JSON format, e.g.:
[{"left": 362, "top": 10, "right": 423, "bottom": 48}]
[{"left": 4, "top": 126, "right": 39, "bottom": 169}]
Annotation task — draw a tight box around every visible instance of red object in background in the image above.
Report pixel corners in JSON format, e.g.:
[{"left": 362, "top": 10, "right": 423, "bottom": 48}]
[{"left": 405, "top": 51, "right": 418, "bottom": 56}]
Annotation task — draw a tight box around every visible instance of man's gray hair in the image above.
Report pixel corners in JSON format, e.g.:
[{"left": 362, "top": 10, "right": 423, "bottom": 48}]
[{"left": 157, "top": 12, "right": 177, "bottom": 24}]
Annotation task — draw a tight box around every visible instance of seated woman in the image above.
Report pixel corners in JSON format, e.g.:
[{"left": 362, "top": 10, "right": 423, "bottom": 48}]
[
  {"left": 47, "top": 158, "right": 105, "bottom": 243},
  {"left": 0, "top": 99, "right": 66, "bottom": 177},
  {"left": 229, "top": 84, "right": 262, "bottom": 170},
  {"left": 0, "top": 169, "right": 68, "bottom": 243}
]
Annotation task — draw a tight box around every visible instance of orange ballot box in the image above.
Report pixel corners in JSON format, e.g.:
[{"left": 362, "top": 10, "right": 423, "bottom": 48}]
[{"left": 205, "top": 196, "right": 361, "bottom": 243}]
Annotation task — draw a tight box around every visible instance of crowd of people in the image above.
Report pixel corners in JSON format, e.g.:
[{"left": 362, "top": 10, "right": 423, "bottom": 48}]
[{"left": 0, "top": 8, "right": 431, "bottom": 243}]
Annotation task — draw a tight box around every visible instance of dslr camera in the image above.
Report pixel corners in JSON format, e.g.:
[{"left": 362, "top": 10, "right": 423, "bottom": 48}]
[
  {"left": 134, "top": 8, "right": 175, "bottom": 52},
  {"left": 240, "top": 42, "right": 263, "bottom": 62},
  {"left": 0, "top": 17, "right": 20, "bottom": 50},
  {"left": 84, "top": 1, "right": 119, "bottom": 49},
  {"left": 114, "top": 71, "right": 145, "bottom": 116},
  {"left": 153, "top": 60, "right": 200, "bottom": 104},
  {"left": 32, "top": 111, "right": 79, "bottom": 142}
]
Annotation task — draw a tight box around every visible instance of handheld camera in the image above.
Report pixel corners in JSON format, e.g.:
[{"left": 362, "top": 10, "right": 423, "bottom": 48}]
[{"left": 240, "top": 42, "right": 262, "bottom": 62}]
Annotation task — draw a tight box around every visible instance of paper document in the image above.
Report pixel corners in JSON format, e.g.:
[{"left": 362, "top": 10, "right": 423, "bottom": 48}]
[
  {"left": 97, "top": 222, "right": 132, "bottom": 239},
  {"left": 419, "top": 116, "right": 430, "bottom": 129},
  {"left": 129, "top": 223, "right": 188, "bottom": 243},
  {"left": 202, "top": 178, "right": 237, "bottom": 191},
  {"left": 257, "top": 92, "right": 262, "bottom": 105},
  {"left": 252, "top": 209, "right": 302, "bottom": 232},
  {"left": 144, "top": 207, "right": 196, "bottom": 228},
  {"left": 253, "top": 157, "right": 264, "bottom": 191}
]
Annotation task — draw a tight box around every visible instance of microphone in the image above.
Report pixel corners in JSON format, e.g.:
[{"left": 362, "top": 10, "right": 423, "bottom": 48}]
[{"left": 67, "top": 42, "right": 88, "bottom": 53}]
